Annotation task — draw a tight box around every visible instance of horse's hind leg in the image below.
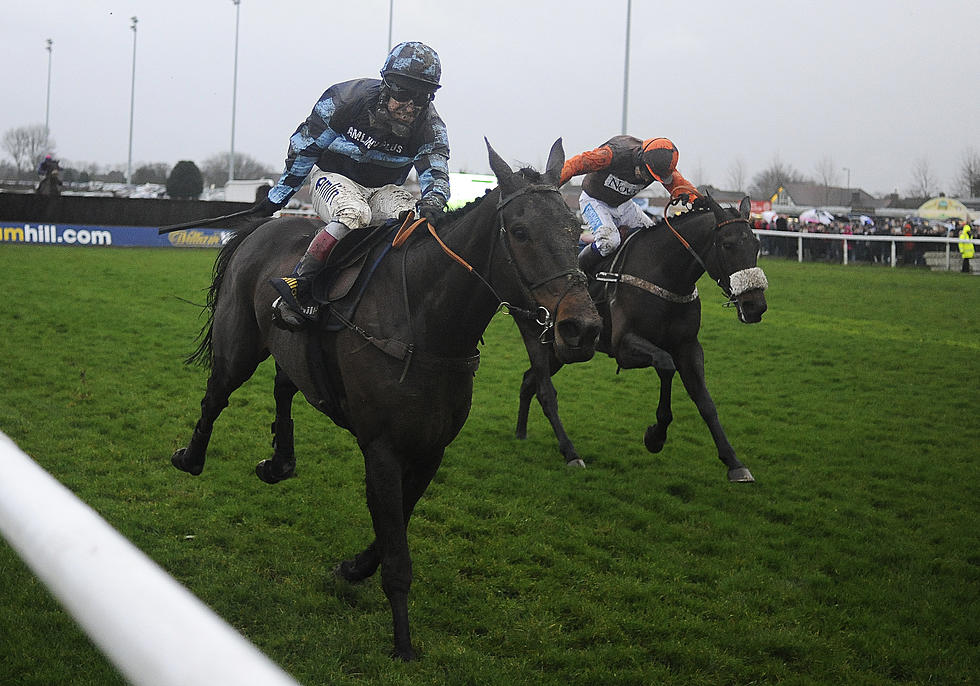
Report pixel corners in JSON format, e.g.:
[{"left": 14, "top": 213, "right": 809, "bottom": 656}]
[
  {"left": 171, "top": 367, "right": 239, "bottom": 475},
  {"left": 172, "top": 318, "right": 267, "bottom": 476},
  {"left": 644, "top": 368, "right": 675, "bottom": 453},
  {"left": 255, "top": 365, "right": 298, "bottom": 484}
]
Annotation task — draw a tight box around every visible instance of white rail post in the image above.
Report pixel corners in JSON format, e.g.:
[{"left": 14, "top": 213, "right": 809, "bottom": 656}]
[{"left": 0, "top": 432, "right": 302, "bottom": 686}]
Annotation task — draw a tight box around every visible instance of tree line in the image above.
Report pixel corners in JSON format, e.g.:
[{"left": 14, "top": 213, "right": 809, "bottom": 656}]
[
  {"left": 4, "top": 121, "right": 980, "bottom": 201},
  {"left": 1, "top": 123, "right": 276, "bottom": 196}
]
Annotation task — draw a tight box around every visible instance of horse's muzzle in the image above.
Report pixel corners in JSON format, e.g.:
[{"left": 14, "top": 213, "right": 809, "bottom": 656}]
[
  {"left": 729, "top": 267, "right": 768, "bottom": 324},
  {"left": 735, "top": 289, "right": 768, "bottom": 324},
  {"left": 554, "top": 306, "right": 601, "bottom": 363}
]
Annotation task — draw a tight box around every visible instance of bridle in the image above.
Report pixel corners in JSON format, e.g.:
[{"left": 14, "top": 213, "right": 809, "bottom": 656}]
[
  {"left": 661, "top": 208, "right": 749, "bottom": 302},
  {"left": 394, "top": 183, "right": 587, "bottom": 340},
  {"left": 599, "top": 203, "right": 766, "bottom": 308},
  {"left": 492, "top": 184, "right": 588, "bottom": 338}
]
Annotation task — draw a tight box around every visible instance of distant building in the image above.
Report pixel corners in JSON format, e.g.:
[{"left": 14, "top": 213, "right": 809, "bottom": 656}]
[{"left": 770, "top": 182, "right": 883, "bottom": 215}]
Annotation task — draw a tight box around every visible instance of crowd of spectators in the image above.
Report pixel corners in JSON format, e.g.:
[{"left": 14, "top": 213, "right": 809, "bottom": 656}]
[{"left": 754, "top": 214, "right": 963, "bottom": 266}]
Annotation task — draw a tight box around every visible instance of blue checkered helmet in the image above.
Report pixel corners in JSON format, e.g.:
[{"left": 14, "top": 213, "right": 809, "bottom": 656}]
[{"left": 381, "top": 41, "right": 441, "bottom": 91}]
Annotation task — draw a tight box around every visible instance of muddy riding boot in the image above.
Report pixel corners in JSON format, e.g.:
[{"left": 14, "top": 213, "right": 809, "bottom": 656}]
[
  {"left": 270, "top": 253, "right": 325, "bottom": 331},
  {"left": 578, "top": 243, "right": 603, "bottom": 275}
]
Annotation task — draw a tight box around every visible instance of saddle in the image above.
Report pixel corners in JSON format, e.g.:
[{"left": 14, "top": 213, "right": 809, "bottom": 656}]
[
  {"left": 310, "top": 220, "right": 398, "bottom": 312},
  {"left": 302, "top": 219, "right": 401, "bottom": 429},
  {"left": 300, "top": 216, "right": 479, "bottom": 427}
]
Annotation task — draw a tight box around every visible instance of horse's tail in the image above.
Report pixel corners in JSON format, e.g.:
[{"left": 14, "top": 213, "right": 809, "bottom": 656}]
[{"left": 185, "top": 220, "right": 264, "bottom": 367}]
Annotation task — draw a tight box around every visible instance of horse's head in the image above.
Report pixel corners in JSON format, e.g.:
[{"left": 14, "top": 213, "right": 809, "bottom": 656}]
[
  {"left": 486, "top": 138, "right": 601, "bottom": 362},
  {"left": 705, "top": 195, "right": 769, "bottom": 324}
]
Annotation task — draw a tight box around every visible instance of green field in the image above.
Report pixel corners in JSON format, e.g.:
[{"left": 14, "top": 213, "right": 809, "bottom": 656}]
[{"left": 1, "top": 245, "right": 978, "bottom": 685}]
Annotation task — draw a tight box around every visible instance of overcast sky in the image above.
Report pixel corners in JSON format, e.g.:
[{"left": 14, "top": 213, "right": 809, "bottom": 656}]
[{"left": 3, "top": 0, "right": 978, "bottom": 197}]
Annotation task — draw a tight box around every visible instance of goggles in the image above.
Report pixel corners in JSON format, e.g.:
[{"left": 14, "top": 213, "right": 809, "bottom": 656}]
[{"left": 384, "top": 78, "right": 435, "bottom": 106}]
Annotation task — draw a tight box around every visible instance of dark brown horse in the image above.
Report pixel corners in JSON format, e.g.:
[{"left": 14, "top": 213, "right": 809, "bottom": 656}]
[
  {"left": 169, "top": 139, "right": 600, "bottom": 660},
  {"left": 515, "top": 195, "right": 768, "bottom": 481}
]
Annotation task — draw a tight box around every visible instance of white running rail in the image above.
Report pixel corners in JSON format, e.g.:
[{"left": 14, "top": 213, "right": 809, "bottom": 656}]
[{"left": 0, "top": 431, "right": 301, "bottom": 686}]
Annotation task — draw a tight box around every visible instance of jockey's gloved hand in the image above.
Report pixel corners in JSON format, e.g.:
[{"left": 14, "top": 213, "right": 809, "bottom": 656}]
[
  {"left": 251, "top": 196, "right": 284, "bottom": 217},
  {"left": 671, "top": 190, "right": 698, "bottom": 206},
  {"left": 416, "top": 196, "right": 446, "bottom": 224}
]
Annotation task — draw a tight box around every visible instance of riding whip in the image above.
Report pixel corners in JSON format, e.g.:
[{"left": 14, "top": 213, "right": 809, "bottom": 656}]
[{"left": 157, "top": 207, "right": 257, "bottom": 234}]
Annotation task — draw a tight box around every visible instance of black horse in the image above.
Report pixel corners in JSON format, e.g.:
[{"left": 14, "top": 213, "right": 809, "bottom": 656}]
[
  {"left": 514, "top": 195, "right": 768, "bottom": 481},
  {"left": 36, "top": 168, "right": 62, "bottom": 196},
  {"left": 170, "top": 139, "right": 600, "bottom": 660}
]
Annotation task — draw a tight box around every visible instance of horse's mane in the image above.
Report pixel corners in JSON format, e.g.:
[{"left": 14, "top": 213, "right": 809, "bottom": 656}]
[{"left": 438, "top": 167, "right": 546, "bottom": 225}]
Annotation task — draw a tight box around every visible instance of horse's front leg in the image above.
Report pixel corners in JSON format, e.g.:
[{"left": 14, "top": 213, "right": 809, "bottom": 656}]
[
  {"left": 644, "top": 367, "right": 675, "bottom": 453},
  {"left": 515, "top": 366, "right": 537, "bottom": 441},
  {"left": 336, "top": 448, "right": 443, "bottom": 585},
  {"left": 255, "top": 366, "right": 298, "bottom": 484},
  {"left": 515, "top": 324, "right": 582, "bottom": 467},
  {"left": 673, "top": 342, "right": 754, "bottom": 483},
  {"left": 356, "top": 438, "right": 419, "bottom": 661}
]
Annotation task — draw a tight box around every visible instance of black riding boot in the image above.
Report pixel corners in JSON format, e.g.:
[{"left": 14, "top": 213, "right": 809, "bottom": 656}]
[
  {"left": 578, "top": 243, "right": 603, "bottom": 274},
  {"left": 270, "top": 252, "right": 325, "bottom": 331}
]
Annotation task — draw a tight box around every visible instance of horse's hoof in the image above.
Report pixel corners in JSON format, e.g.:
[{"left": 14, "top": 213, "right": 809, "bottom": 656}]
[
  {"left": 255, "top": 459, "right": 295, "bottom": 484},
  {"left": 334, "top": 558, "right": 376, "bottom": 584},
  {"left": 391, "top": 645, "right": 417, "bottom": 662},
  {"left": 643, "top": 426, "right": 666, "bottom": 453},
  {"left": 728, "top": 467, "right": 755, "bottom": 483},
  {"left": 565, "top": 458, "right": 586, "bottom": 468},
  {"left": 171, "top": 449, "right": 203, "bottom": 476},
  {"left": 333, "top": 561, "right": 362, "bottom": 584}
]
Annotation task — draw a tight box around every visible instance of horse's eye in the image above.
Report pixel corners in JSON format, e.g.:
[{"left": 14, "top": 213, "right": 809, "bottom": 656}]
[{"left": 510, "top": 226, "right": 529, "bottom": 241}]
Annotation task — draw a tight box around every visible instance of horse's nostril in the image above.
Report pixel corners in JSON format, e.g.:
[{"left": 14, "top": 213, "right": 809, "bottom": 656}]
[{"left": 557, "top": 318, "right": 600, "bottom": 347}]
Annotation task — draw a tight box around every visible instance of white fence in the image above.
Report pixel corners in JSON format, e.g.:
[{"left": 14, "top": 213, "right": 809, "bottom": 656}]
[
  {"left": 0, "top": 431, "right": 301, "bottom": 686},
  {"left": 754, "top": 229, "right": 980, "bottom": 271}
]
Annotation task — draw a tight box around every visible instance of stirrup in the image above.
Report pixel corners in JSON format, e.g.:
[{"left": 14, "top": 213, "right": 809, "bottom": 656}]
[
  {"left": 271, "top": 296, "right": 318, "bottom": 331},
  {"left": 270, "top": 277, "right": 318, "bottom": 330}
]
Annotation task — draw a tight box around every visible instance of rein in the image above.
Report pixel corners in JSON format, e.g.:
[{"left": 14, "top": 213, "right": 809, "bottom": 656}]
[
  {"left": 661, "top": 206, "right": 746, "bottom": 300},
  {"left": 392, "top": 184, "right": 585, "bottom": 338}
]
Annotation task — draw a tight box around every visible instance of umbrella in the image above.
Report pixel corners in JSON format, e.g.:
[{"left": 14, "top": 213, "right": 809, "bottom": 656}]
[{"left": 799, "top": 208, "right": 834, "bottom": 225}]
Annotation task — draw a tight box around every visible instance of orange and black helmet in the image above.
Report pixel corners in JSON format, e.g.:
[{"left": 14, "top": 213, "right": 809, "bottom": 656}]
[{"left": 641, "top": 138, "right": 678, "bottom": 182}]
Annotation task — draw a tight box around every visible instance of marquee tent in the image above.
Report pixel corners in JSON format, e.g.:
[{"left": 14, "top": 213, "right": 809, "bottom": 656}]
[{"left": 916, "top": 196, "right": 970, "bottom": 220}]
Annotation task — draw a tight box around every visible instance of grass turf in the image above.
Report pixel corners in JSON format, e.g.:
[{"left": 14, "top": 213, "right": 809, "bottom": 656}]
[{"left": 1, "top": 245, "right": 978, "bottom": 685}]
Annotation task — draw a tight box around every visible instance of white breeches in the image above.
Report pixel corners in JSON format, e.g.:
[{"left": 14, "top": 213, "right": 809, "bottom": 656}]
[
  {"left": 308, "top": 168, "right": 416, "bottom": 230},
  {"left": 579, "top": 191, "right": 654, "bottom": 256}
]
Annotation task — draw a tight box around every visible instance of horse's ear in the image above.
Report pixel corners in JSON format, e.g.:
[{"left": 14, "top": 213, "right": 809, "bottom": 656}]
[
  {"left": 544, "top": 138, "right": 565, "bottom": 186},
  {"left": 485, "top": 138, "right": 515, "bottom": 185},
  {"left": 704, "top": 190, "right": 727, "bottom": 224},
  {"left": 739, "top": 196, "right": 751, "bottom": 219}
]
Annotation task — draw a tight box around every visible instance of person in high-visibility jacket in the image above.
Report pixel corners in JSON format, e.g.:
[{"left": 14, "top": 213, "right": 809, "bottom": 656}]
[{"left": 959, "top": 221, "right": 975, "bottom": 273}]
